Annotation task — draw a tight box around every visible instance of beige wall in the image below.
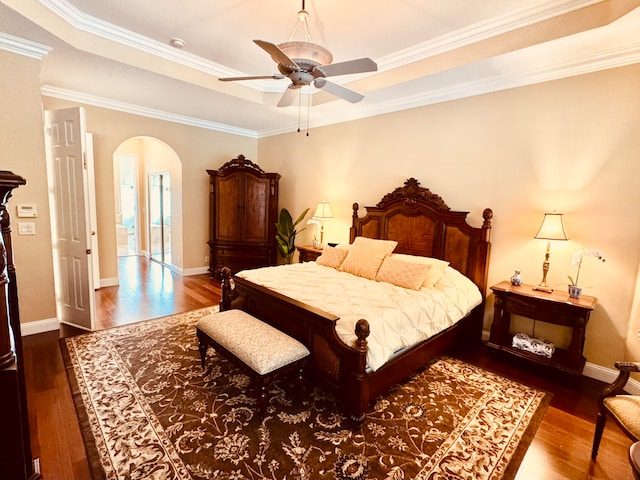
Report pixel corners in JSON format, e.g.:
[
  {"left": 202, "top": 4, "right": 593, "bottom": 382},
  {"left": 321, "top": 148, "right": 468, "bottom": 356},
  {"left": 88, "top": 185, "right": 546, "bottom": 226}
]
[
  {"left": 0, "top": 50, "right": 57, "bottom": 324},
  {"left": 258, "top": 64, "right": 640, "bottom": 370}
]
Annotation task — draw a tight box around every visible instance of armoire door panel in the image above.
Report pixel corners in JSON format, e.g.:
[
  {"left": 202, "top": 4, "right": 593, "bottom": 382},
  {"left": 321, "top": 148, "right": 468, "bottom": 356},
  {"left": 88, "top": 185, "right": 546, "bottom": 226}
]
[
  {"left": 215, "top": 174, "right": 241, "bottom": 240},
  {"left": 243, "top": 176, "right": 269, "bottom": 242}
]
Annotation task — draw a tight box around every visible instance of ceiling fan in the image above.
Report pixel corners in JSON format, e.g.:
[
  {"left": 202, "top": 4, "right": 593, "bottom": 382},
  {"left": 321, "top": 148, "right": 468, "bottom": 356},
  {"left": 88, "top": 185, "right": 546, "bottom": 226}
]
[{"left": 219, "top": 0, "right": 377, "bottom": 107}]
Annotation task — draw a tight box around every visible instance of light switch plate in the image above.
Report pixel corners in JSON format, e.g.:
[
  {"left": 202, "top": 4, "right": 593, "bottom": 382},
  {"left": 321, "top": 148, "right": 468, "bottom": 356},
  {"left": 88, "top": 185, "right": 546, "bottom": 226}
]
[{"left": 18, "top": 222, "right": 36, "bottom": 235}]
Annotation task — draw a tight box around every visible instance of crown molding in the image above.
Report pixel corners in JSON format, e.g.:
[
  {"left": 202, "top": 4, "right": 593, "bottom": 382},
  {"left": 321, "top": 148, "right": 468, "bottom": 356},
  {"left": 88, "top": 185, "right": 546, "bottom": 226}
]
[
  {"left": 40, "top": 85, "right": 258, "bottom": 138},
  {"left": 378, "top": 0, "right": 603, "bottom": 70},
  {"left": 0, "top": 32, "right": 51, "bottom": 59},
  {"left": 375, "top": 42, "right": 640, "bottom": 115}
]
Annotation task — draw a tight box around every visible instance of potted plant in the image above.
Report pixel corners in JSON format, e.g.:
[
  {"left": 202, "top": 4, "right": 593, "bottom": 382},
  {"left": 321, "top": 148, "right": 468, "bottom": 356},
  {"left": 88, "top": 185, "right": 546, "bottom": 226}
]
[
  {"left": 567, "top": 247, "right": 606, "bottom": 298},
  {"left": 275, "top": 207, "right": 310, "bottom": 264}
]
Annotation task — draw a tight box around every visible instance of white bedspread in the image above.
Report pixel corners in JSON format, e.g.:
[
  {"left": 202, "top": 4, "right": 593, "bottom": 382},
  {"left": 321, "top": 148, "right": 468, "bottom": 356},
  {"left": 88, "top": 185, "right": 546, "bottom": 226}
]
[{"left": 236, "top": 262, "right": 482, "bottom": 371}]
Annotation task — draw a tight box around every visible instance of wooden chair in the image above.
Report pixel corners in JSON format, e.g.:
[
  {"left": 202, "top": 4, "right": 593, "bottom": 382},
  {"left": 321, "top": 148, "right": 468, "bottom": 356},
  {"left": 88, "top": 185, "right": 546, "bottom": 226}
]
[{"left": 591, "top": 361, "right": 640, "bottom": 459}]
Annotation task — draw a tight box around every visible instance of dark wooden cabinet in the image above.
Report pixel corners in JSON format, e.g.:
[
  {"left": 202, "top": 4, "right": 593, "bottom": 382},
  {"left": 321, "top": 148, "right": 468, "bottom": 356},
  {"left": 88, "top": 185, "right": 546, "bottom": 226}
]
[
  {"left": 207, "top": 155, "right": 280, "bottom": 275},
  {"left": 0, "top": 171, "right": 42, "bottom": 479}
]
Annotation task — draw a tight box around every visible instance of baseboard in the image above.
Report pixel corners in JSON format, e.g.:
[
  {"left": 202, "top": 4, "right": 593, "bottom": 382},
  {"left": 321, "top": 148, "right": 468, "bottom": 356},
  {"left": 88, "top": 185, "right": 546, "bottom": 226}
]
[
  {"left": 167, "top": 264, "right": 182, "bottom": 275},
  {"left": 183, "top": 266, "right": 209, "bottom": 276},
  {"left": 480, "top": 329, "right": 640, "bottom": 394},
  {"left": 584, "top": 361, "right": 640, "bottom": 395},
  {"left": 20, "top": 317, "right": 59, "bottom": 336},
  {"left": 100, "top": 277, "right": 119, "bottom": 288}
]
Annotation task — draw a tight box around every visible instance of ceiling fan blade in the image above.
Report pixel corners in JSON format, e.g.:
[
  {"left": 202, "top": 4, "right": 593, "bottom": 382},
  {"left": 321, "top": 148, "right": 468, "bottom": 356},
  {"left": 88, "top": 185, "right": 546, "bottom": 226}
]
[
  {"left": 315, "top": 58, "right": 377, "bottom": 77},
  {"left": 219, "top": 74, "right": 285, "bottom": 82},
  {"left": 254, "top": 40, "right": 300, "bottom": 70},
  {"left": 315, "top": 79, "right": 364, "bottom": 103},
  {"left": 277, "top": 86, "right": 299, "bottom": 107}
]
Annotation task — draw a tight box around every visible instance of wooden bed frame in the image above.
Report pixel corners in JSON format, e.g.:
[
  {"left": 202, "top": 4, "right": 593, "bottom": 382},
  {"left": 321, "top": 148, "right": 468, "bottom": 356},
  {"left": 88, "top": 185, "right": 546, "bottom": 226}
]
[{"left": 220, "top": 178, "right": 492, "bottom": 427}]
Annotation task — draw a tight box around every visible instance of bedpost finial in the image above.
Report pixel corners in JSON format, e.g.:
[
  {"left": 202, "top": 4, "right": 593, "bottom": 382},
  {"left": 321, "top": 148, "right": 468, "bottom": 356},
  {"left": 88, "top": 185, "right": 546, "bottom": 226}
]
[
  {"left": 482, "top": 208, "right": 493, "bottom": 227},
  {"left": 354, "top": 319, "right": 370, "bottom": 352}
]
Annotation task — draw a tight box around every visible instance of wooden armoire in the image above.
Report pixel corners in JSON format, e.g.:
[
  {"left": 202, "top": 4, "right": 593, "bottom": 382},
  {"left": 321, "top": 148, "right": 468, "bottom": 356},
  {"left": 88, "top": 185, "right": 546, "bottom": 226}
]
[
  {"left": 0, "top": 171, "right": 42, "bottom": 480},
  {"left": 207, "top": 155, "right": 280, "bottom": 275}
]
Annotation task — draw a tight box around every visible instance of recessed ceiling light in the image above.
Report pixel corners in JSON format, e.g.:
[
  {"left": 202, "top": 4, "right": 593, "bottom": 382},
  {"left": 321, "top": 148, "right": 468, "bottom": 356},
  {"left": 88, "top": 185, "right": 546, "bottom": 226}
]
[{"left": 170, "top": 38, "right": 186, "bottom": 49}]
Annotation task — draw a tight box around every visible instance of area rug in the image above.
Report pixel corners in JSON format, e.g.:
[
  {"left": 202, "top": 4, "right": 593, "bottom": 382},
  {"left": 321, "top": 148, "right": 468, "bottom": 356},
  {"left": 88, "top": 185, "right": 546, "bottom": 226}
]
[{"left": 60, "top": 307, "right": 550, "bottom": 480}]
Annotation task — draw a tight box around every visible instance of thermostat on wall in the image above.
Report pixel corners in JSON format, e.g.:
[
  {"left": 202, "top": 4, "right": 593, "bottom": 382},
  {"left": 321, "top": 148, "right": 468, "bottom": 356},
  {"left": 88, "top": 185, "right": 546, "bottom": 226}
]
[{"left": 17, "top": 204, "right": 37, "bottom": 218}]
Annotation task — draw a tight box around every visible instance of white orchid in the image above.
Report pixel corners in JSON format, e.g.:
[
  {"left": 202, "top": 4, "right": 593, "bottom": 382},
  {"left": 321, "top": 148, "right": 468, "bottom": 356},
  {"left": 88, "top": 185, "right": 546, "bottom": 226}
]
[{"left": 568, "top": 247, "right": 606, "bottom": 286}]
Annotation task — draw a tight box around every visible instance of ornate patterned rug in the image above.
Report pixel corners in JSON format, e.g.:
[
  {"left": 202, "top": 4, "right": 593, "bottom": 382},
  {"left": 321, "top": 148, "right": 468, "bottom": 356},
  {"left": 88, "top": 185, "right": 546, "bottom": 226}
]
[{"left": 60, "top": 307, "right": 550, "bottom": 480}]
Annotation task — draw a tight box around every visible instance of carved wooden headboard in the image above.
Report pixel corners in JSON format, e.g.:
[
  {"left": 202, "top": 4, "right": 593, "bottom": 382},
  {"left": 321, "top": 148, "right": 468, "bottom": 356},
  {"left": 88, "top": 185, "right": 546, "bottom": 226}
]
[{"left": 349, "top": 178, "right": 493, "bottom": 295}]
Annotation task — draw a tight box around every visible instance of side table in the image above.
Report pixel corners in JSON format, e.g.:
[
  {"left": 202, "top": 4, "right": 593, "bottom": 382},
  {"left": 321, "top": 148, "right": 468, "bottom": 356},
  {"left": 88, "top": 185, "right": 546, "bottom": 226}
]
[
  {"left": 488, "top": 281, "right": 597, "bottom": 375},
  {"left": 297, "top": 245, "right": 323, "bottom": 263}
]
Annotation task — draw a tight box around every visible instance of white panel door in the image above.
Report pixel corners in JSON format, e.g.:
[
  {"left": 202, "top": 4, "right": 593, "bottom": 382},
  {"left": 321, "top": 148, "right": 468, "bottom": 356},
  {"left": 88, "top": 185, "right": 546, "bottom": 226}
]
[{"left": 44, "top": 107, "right": 96, "bottom": 330}]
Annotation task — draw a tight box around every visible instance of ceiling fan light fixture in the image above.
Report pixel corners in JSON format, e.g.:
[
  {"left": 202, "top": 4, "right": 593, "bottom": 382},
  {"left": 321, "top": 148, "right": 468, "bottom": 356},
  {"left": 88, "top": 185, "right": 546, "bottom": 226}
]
[{"left": 277, "top": 41, "right": 332, "bottom": 67}]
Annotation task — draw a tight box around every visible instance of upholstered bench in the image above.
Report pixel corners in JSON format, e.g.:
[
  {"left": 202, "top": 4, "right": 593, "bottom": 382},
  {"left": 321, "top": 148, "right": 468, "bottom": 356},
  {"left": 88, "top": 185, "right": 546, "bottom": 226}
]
[{"left": 196, "top": 309, "right": 310, "bottom": 416}]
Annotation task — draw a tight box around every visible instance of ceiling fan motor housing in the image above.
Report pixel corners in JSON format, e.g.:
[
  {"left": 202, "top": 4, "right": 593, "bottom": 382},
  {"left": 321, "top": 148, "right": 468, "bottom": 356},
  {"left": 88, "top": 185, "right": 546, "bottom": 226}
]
[{"left": 286, "top": 70, "right": 315, "bottom": 86}]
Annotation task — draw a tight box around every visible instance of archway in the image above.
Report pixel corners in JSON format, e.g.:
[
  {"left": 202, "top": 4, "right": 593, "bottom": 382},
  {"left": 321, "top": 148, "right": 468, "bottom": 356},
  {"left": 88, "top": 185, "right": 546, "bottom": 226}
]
[{"left": 112, "top": 137, "right": 183, "bottom": 272}]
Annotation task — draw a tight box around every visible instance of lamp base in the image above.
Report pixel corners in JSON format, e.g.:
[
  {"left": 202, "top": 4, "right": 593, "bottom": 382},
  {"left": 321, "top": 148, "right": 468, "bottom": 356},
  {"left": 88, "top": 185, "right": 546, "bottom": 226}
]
[{"left": 533, "top": 284, "right": 553, "bottom": 293}]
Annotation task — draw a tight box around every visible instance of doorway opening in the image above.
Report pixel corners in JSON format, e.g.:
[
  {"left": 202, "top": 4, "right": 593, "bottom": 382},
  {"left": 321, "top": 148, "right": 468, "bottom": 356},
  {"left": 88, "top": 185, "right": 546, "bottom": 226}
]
[{"left": 113, "top": 137, "right": 182, "bottom": 275}]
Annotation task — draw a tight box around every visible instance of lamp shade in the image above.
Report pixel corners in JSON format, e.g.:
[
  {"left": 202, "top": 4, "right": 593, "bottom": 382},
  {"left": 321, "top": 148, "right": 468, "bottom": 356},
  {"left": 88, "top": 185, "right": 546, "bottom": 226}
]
[
  {"left": 534, "top": 212, "right": 569, "bottom": 241},
  {"left": 312, "top": 201, "right": 333, "bottom": 220}
]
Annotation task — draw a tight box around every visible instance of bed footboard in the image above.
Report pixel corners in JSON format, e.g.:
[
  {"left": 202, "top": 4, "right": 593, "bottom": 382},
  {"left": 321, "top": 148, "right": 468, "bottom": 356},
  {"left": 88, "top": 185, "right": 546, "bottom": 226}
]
[{"left": 220, "top": 267, "right": 371, "bottom": 426}]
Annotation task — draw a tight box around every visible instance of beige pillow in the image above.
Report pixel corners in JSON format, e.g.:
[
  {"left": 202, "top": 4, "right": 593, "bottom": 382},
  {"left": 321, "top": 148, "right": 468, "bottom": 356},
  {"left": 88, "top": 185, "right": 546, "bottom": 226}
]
[
  {"left": 316, "top": 246, "right": 349, "bottom": 269},
  {"left": 339, "top": 237, "right": 398, "bottom": 280},
  {"left": 389, "top": 253, "right": 450, "bottom": 287},
  {"left": 376, "top": 255, "right": 432, "bottom": 290}
]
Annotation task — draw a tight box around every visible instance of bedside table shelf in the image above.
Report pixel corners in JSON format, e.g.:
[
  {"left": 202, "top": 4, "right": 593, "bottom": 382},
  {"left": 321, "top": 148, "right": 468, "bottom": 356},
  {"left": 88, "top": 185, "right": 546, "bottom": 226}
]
[
  {"left": 487, "top": 336, "right": 582, "bottom": 375},
  {"left": 488, "top": 281, "right": 597, "bottom": 375}
]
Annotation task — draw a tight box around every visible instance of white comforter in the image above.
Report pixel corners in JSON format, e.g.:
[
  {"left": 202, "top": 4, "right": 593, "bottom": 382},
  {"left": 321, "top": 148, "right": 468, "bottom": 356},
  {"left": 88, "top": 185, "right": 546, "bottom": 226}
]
[{"left": 236, "top": 262, "right": 482, "bottom": 371}]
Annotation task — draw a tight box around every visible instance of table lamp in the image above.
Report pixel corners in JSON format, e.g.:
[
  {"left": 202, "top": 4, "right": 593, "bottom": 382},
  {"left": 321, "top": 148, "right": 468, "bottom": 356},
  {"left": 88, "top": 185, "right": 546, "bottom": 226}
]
[
  {"left": 533, "top": 212, "right": 569, "bottom": 292},
  {"left": 312, "top": 201, "right": 333, "bottom": 248}
]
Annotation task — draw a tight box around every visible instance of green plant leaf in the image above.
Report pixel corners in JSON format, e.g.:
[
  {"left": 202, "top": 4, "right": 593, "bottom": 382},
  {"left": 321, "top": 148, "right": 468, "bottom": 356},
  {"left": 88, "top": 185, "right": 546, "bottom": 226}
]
[
  {"left": 293, "top": 208, "right": 310, "bottom": 229},
  {"left": 274, "top": 207, "right": 309, "bottom": 263}
]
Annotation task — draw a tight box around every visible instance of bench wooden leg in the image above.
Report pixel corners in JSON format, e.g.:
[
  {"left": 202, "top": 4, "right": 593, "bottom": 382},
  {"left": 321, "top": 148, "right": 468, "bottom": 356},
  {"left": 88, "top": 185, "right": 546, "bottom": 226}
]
[{"left": 197, "top": 331, "right": 208, "bottom": 368}]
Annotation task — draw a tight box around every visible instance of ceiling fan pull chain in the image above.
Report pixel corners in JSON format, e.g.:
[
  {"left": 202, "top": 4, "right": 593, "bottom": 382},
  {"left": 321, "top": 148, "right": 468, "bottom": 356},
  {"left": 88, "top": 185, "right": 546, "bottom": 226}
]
[
  {"left": 297, "top": 89, "right": 302, "bottom": 133},
  {"left": 306, "top": 86, "right": 311, "bottom": 136}
]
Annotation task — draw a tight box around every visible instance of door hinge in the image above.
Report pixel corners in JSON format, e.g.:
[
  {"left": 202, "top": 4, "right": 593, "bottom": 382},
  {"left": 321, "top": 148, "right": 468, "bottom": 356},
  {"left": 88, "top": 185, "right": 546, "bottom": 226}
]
[
  {"left": 86, "top": 249, "right": 91, "bottom": 255},
  {"left": 83, "top": 151, "right": 87, "bottom": 169}
]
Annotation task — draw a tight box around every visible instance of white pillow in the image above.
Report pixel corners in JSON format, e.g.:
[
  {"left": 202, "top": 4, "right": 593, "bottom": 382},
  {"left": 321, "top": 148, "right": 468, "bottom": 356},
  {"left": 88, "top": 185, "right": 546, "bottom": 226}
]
[
  {"left": 339, "top": 237, "right": 398, "bottom": 280},
  {"left": 375, "top": 255, "right": 432, "bottom": 290},
  {"left": 389, "top": 253, "right": 450, "bottom": 287}
]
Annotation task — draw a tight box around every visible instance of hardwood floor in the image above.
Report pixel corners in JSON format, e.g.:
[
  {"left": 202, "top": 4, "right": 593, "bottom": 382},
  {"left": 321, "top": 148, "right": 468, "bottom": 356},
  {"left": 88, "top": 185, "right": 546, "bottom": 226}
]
[{"left": 22, "top": 256, "right": 633, "bottom": 479}]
